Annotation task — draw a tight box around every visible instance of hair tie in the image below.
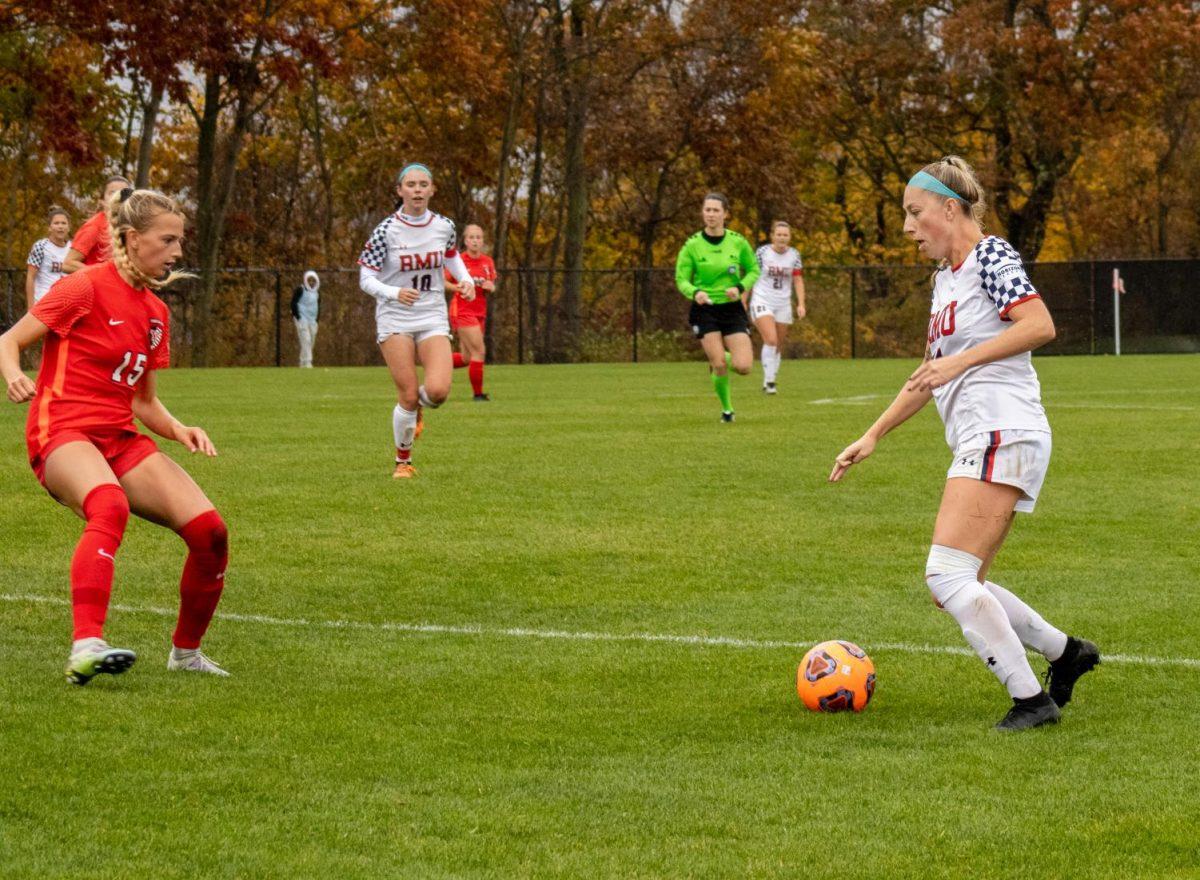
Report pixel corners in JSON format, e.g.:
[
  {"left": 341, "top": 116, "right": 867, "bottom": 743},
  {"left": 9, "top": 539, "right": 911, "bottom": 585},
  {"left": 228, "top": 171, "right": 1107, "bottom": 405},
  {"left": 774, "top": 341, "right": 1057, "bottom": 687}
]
[{"left": 119, "top": 186, "right": 134, "bottom": 203}]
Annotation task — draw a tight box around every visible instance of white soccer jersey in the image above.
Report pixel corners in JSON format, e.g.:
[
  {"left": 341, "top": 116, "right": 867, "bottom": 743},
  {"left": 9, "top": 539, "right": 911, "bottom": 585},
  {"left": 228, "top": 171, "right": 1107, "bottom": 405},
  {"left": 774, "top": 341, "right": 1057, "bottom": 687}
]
[
  {"left": 357, "top": 210, "right": 460, "bottom": 330},
  {"left": 27, "top": 238, "right": 71, "bottom": 303},
  {"left": 752, "top": 245, "right": 802, "bottom": 303},
  {"left": 927, "top": 235, "right": 1050, "bottom": 448}
]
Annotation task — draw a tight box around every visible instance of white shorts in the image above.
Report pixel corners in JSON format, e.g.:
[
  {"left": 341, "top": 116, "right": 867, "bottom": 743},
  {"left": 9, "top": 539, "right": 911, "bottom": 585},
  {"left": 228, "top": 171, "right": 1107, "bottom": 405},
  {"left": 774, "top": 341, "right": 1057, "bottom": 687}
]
[
  {"left": 946, "top": 429, "right": 1051, "bottom": 513},
  {"left": 749, "top": 296, "right": 792, "bottom": 325},
  {"left": 376, "top": 319, "right": 450, "bottom": 346}
]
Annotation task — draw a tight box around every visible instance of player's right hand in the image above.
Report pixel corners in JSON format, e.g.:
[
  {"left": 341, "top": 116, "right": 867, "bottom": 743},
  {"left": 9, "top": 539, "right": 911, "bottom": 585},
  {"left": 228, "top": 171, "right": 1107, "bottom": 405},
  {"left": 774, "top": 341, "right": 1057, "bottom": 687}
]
[
  {"left": 829, "top": 435, "right": 876, "bottom": 482},
  {"left": 396, "top": 287, "right": 421, "bottom": 305},
  {"left": 694, "top": 291, "right": 712, "bottom": 306},
  {"left": 6, "top": 375, "right": 35, "bottom": 403}
]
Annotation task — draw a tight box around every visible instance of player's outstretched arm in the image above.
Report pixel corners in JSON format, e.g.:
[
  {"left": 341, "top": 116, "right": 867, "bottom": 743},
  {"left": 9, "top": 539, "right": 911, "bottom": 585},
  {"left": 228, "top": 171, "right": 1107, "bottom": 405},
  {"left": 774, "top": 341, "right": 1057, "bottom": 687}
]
[
  {"left": 132, "top": 372, "right": 217, "bottom": 456},
  {"left": 829, "top": 381, "right": 932, "bottom": 482},
  {"left": 907, "top": 299, "right": 1055, "bottom": 393},
  {"left": 0, "top": 313, "right": 48, "bottom": 403}
]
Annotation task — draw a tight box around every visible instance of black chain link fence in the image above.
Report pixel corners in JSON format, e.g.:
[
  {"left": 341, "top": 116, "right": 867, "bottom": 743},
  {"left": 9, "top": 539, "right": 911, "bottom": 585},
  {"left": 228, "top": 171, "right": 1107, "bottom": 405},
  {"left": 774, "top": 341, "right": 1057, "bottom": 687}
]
[{"left": 2, "top": 259, "right": 1196, "bottom": 366}]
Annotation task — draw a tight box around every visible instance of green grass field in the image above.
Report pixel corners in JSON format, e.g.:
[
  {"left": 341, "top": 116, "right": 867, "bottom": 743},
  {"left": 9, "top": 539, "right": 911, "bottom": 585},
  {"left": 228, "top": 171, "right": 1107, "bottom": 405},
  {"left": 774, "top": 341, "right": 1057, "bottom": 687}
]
[{"left": 2, "top": 355, "right": 1198, "bottom": 879}]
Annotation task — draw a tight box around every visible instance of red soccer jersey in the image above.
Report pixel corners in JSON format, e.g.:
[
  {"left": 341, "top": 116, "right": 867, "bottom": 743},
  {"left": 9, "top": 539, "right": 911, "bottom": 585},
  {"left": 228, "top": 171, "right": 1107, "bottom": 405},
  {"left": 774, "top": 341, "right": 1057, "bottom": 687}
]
[
  {"left": 26, "top": 262, "right": 171, "bottom": 460},
  {"left": 446, "top": 252, "right": 497, "bottom": 318},
  {"left": 71, "top": 210, "right": 112, "bottom": 266}
]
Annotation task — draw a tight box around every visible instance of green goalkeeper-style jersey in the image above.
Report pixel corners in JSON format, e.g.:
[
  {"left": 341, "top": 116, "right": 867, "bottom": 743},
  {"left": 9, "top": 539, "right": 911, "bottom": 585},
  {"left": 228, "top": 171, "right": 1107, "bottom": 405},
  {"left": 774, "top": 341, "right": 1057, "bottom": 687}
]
[{"left": 675, "top": 230, "right": 760, "bottom": 305}]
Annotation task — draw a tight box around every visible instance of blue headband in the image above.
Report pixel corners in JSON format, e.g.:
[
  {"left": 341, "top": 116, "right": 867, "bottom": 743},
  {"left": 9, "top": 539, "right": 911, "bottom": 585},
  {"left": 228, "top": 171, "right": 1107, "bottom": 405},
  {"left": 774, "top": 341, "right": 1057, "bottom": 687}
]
[
  {"left": 399, "top": 163, "right": 432, "bottom": 181},
  {"left": 908, "top": 170, "right": 967, "bottom": 203}
]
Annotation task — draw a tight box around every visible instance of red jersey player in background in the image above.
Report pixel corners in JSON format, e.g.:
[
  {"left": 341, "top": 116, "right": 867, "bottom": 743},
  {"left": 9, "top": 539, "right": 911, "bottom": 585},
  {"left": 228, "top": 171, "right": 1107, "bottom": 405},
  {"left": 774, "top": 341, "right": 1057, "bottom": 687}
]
[
  {"left": 63, "top": 175, "right": 130, "bottom": 273},
  {"left": 445, "top": 224, "right": 497, "bottom": 401},
  {"left": 0, "top": 188, "right": 231, "bottom": 685}
]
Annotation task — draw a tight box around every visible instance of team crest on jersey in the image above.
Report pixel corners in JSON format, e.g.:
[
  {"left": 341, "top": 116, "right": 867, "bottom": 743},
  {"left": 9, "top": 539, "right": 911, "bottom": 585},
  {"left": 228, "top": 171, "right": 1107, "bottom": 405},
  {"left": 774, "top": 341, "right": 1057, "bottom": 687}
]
[{"left": 149, "top": 317, "right": 164, "bottom": 350}]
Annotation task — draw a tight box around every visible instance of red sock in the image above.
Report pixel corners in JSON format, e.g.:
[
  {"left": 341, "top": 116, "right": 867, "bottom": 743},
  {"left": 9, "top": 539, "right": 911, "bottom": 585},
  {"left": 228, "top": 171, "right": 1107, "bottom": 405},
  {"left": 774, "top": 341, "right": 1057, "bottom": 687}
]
[
  {"left": 452, "top": 352, "right": 466, "bottom": 369},
  {"left": 70, "top": 484, "right": 130, "bottom": 641},
  {"left": 173, "top": 510, "right": 228, "bottom": 649},
  {"left": 469, "top": 360, "right": 484, "bottom": 396}
]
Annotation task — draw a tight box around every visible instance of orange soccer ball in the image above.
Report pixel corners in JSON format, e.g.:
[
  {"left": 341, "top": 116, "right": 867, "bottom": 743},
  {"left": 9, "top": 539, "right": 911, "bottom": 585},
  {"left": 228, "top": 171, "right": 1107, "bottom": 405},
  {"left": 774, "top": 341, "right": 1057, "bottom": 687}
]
[{"left": 797, "top": 640, "right": 876, "bottom": 713}]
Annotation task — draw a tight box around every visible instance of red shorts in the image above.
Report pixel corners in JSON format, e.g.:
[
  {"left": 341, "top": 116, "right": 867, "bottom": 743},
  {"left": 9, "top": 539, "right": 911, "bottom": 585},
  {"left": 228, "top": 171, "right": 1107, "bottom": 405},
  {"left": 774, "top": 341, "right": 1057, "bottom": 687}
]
[
  {"left": 30, "top": 428, "right": 159, "bottom": 488},
  {"left": 452, "top": 312, "right": 485, "bottom": 332},
  {"left": 449, "top": 296, "right": 486, "bottom": 332}
]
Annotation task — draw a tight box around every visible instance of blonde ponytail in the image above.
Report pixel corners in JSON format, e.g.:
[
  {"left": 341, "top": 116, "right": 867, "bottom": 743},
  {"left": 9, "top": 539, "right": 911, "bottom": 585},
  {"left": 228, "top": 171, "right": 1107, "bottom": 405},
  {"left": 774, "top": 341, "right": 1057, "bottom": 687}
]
[
  {"left": 108, "top": 189, "right": 195, "bottom": 290},
  {"left": 918, "top": 156, "right": 987, "bottom": 228}
]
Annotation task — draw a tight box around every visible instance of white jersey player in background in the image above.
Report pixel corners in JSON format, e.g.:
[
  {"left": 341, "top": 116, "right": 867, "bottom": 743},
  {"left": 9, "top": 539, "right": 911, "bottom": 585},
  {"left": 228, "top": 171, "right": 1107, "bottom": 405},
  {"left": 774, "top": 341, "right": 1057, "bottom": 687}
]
[
  {"left": 25, "top": 205, "right": 72, "bottom": 308},
  {"left": 829, "top": 155, "right": 1098, "bottom": 732},
  {"left": 748, "top": 221, "right": 805, "bottom": 394},
  {"left": 359, "top": 163, "right": 474, "bottom": 478}
]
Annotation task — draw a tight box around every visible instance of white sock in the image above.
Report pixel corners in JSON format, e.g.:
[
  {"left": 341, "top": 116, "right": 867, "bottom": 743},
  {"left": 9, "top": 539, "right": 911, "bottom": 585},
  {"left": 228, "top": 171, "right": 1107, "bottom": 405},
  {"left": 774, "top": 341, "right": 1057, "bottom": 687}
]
[
  {"left": 984, "top": 580, "right": 1068, "bottom": 661},
  {"left": 417, "top": 385, "right": 439, "bottom": 408},
  {"left": 772, "top": 347, "right": 783, "bottom": 380},
  {"left": 926, "top": 545, "right": 1041, "bottom": 699},
  {"left": 171, "top": 646, "right": 198, "bottom": 660},
  {"left": 72, "top": 637, "right": 105, "bottom": 653},
  {"left": 762, "top": 345, "right": 777, "bottom": 383},
  {"left": 393, "top": 404, "right": 417, "bottom": 459}
]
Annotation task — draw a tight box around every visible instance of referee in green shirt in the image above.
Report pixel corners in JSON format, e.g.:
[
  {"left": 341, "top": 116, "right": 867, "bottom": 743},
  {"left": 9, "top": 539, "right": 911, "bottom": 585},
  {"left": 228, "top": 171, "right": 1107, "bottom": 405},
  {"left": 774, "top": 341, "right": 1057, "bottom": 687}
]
[{"left": 675, "top": 192, "right": 760, "bottom": 422}]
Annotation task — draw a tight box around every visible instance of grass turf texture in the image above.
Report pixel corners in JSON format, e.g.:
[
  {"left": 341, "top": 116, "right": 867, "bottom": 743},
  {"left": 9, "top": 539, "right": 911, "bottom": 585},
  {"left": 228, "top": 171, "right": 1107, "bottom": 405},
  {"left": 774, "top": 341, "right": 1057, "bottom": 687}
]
[{"left": 1, "top": 355, "right": 1198, "bottom": 879}]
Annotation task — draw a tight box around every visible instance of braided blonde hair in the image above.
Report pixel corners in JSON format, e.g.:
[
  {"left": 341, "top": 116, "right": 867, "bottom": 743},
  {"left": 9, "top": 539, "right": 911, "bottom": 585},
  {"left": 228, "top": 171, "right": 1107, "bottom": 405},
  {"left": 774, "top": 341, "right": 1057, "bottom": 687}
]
[{"left": 107, "top": 189, "right": 194, "bottom": 290}]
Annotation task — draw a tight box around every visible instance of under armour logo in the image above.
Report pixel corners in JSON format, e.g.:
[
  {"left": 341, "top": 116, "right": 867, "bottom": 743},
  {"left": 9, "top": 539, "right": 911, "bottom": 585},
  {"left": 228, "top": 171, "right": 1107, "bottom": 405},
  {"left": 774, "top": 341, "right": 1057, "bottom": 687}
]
[
  {"left": 97, "top": 548, "right": 116, "bottom": 561},
  {"left": 986, "top": 657, "right": 997, "bottom": 667},
  {"left": 960, "top": 457, "right": 977, "bottom": 466}
]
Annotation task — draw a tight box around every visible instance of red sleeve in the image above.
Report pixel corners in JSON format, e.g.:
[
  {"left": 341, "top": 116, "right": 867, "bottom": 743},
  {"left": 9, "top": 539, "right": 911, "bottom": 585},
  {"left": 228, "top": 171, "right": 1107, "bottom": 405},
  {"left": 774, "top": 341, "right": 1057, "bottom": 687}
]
[
  {"left": 71, "top": 212, "right": 103, "bottom": 261},
  {"left": 149, "top": 297, "right": 171, "bottom": 369},
  {"left": 30, "top": 272, "right": 95, "bottom": 335},
  {"left": 486, "top": 256, "right": 497, "bottom": 279}
]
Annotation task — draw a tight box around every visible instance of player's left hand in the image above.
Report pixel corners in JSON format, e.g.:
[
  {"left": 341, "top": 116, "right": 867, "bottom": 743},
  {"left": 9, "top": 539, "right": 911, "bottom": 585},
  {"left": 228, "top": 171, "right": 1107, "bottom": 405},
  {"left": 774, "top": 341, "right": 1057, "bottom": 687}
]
[
  {"left": 725, "top": 286, "right": 740, "bottom": 300},
  {"left": 906, "top": 353, "right": 967, "bottom": 393},
  {"left": 796, "top": 304, "right": 807, "bottom": 320},
  {"left": 460, "top": 281, "right": 476, "bottom": 302},
  {"left": 480, "top": 280, "right": 495, "bottom": 293},
  {"left": 177, "top": 425, "right": 218, "bottom": 456}
]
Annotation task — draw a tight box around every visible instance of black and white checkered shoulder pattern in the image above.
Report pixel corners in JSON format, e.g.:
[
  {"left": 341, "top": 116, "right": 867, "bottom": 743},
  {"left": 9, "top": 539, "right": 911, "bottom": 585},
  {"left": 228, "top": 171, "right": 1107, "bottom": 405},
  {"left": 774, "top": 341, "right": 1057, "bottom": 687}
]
[
  {"left": 27, "top": 238, "right": 46, "bottom": 267},
  {"left": 357, "top": 216, "right": 395, "bottom": 270},
  {"left": 976, "top": 236, "right": 1039, "bottom": 319},
  {"left": 755, "top": 245, "right": 768, "bottom": 269},
  {"left": 442, "top": 215, "right": 457, "bottom": 253}
]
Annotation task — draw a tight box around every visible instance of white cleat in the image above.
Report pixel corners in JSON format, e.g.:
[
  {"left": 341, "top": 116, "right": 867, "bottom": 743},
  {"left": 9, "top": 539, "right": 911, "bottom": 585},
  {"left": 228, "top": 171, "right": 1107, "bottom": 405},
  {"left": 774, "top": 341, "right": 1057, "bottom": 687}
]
[
  {"left": 65, "top": 639, "right": 137, "bottom": 685},
  {"left": 167, "top": 648, "right": 230, "bottom": 676}
]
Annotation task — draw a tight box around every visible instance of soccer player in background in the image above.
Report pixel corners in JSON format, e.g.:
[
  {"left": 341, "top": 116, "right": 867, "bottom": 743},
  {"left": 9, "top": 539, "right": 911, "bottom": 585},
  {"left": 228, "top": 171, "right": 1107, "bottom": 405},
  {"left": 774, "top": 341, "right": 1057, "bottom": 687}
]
[
  {"left": 674, "top": 192, "right": 760, "bottom": 422},
  {"left": 0, "top": 188, "right": 231, "bottom": 684},
  {"left": 749, "top": 221, "right": 806, "bottom": 394},
  {"left": 445, "top": 223, "right": 497, "bottom": 401},
  {"left": 62, "top": 175, "right": 131, "bottom": 273},
  {"left": 829, "top": 156, "right": 1099, "bottom": 731},
  {"left": 358, "top": 163, "right": 475, "bottom": 478},
  {"left": 26, "top": 206, "right": 72, "bottom": 309},
  {"left": 291, "top": 269, "right": 320, "bottom": 368}
]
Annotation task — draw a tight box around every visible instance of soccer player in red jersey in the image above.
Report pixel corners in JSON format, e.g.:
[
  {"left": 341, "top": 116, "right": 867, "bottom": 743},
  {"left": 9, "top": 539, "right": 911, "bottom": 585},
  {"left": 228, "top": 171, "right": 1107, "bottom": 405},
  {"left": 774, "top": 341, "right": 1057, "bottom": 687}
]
[
  {"left": 0, "top": 189, "right": 231, "bottom": 685},
  {"left": 445, "top": 224, "right": 497, "bottom": 401},
  {"left": 62, "top": 175, "right": 130, "bottom": 274}
]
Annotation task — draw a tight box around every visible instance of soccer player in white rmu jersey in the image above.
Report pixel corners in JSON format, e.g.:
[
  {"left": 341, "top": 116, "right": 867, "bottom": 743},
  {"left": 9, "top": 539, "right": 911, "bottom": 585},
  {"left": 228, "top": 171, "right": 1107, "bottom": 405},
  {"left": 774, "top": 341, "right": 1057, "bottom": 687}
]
[
  {"left": 748, "top": 221, "right": 806, "bottom": 394},
  {"left": 359, "top": 163, "right": 475, "bottom": 479},
  {"left": 830, "top": 156, "right": 1098, "bottom": 732}
]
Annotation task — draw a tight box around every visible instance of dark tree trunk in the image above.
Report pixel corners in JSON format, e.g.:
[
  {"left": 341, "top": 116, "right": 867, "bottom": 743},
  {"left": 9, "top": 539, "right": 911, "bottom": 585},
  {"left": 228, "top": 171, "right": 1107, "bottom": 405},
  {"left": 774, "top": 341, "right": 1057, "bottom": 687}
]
[{"left": 135, "top": 80, "right": 164, "bottom": 188}]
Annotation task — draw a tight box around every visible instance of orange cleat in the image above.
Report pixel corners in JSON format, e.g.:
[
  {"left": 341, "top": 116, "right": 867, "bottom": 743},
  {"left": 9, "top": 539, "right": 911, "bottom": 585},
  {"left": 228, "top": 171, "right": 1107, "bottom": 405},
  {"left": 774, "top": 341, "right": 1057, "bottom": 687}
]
[{"left": 392, "top": 461, "right": 417, "bottom": 479}]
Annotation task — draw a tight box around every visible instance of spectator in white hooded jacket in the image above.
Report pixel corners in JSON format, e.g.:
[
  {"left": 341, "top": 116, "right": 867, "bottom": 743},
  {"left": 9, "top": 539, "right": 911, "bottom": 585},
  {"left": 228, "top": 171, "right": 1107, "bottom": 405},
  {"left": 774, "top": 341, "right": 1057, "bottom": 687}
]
[{"left": 291, "top": 270, "right": 320, "bottom": 367}]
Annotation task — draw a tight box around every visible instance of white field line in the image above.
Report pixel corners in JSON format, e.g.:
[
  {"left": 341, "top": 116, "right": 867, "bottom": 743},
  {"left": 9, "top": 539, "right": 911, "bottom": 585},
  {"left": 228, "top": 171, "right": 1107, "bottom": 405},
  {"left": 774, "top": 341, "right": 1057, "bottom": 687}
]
[
  {"left": 809, "top": 393, "right": 1196, "bottom": 412},
  {"left": 3, "top": 592, "right": 1197, "bottom": 670}
]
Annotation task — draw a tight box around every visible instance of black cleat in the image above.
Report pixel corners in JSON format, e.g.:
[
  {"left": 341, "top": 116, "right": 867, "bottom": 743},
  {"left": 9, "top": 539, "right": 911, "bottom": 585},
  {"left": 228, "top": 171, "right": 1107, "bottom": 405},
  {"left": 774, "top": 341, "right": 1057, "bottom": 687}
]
[
  {"left": 720, "top": 411, "right": 735, "bottom": 423},
  {"left": 763, "top": 382, "right": 777, "bottom": 395},
  {"left": 1045, "top": 637, "right": 1100, "bottom": 707},
  {"left": 473, "top": 393, "right": 490, "bottom": 402},
  {"left": 995, "top": 691, "right": 1061, "bottom": 731}
]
